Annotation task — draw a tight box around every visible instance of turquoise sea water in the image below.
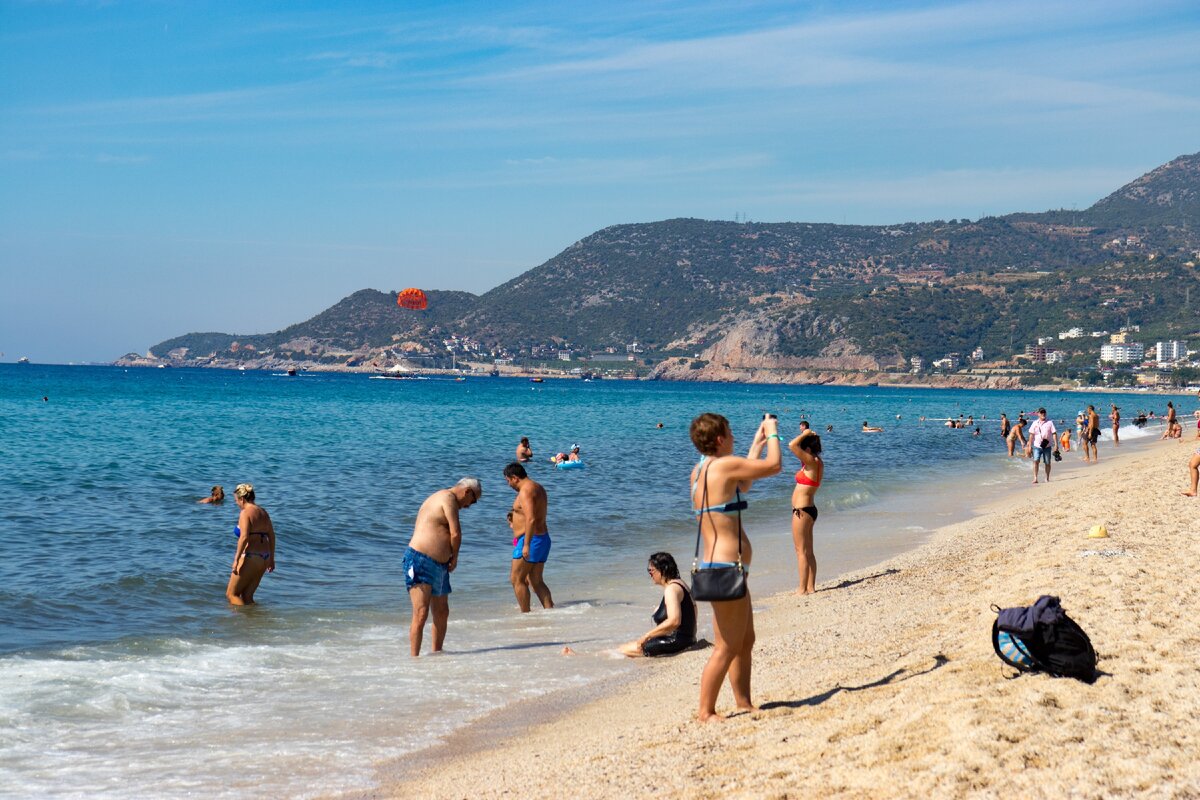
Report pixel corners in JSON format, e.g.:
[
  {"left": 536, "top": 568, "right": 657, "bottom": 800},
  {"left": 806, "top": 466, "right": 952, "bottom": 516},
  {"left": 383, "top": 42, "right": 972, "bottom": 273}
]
[{"left": 0, "top": 365, "right": 1178, "bottom": 798}]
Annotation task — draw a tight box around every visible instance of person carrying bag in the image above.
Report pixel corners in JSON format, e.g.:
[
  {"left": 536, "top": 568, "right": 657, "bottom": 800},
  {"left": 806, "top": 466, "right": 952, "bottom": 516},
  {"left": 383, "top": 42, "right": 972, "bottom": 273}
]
[{"left": 687, "top": 412, "right": 781, "bottom": 721}]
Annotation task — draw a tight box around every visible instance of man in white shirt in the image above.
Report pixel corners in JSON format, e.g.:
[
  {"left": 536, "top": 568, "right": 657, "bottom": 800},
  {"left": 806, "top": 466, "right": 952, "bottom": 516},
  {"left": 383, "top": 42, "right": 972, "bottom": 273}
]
[{"left": 1025, "top": 408, "right": 1057, "bottom": 484}]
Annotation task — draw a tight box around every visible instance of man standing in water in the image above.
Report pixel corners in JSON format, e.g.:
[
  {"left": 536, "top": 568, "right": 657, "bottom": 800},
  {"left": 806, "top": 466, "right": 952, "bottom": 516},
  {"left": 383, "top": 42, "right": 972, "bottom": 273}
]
[
  {"left": 404, "top": 478, "right": 481, "bottom": 656},
  {"left": 1025, "top": 408, "right": 1057, "bottom": 484},
  {"left": 504, "top": 462, "right": 554, "bottom": 612}
]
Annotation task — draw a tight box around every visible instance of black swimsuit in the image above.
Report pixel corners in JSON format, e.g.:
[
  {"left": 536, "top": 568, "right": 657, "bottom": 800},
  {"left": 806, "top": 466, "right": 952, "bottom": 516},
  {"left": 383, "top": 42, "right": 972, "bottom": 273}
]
[{"left": 642, "top": 581, "right": 697, "bottom": 657}]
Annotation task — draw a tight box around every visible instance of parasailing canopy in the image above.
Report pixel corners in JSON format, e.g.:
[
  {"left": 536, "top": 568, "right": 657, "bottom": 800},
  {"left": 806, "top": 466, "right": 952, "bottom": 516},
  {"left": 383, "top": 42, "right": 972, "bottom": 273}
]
[{"left": 397, "top": 287, "right": 428, "bottom": 311}]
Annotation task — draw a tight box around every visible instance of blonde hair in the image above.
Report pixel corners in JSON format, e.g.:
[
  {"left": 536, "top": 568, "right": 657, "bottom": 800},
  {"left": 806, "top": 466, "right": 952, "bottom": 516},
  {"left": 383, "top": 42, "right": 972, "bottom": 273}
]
[{"left": 234, "top": 483, "right": 255, "bottom": 502}]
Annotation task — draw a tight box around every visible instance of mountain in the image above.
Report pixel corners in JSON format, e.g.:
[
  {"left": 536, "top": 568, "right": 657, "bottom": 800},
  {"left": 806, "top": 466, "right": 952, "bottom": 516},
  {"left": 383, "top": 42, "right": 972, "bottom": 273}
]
[{"left": 131, "top": 152, "right": 1200, "bottom": 382}]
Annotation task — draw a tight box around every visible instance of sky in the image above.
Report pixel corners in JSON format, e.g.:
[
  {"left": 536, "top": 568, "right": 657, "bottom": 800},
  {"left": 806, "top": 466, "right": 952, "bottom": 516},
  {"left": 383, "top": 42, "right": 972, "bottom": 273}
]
[{"left": 1, "top": 0, "right": 1199, "bottom": 363}]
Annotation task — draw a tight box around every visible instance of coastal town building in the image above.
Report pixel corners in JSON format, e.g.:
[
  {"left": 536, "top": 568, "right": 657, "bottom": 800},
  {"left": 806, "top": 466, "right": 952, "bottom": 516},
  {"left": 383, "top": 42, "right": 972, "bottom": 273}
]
[
  {"left": 1025, "top": 345, "right": 1054, "bottom": 362},
  {"left": 1156, "top": 340, "right": 1188, "bottom": 363},
  {"left": 910, "top": 356, "right": 924, "bottom": 373},
  {"left": 558, "top": 350, "right": 572, "bottom": 361},
  {"left": 1045, "top": 351, "right": 1066, "bottom": 365},
  {"left": 1110, "top": 331, "right": 1131, "bottom": 344},
  {"left": 1059, "top": 327, "right": 1084, "bottom": 340},
  {"left": 970, "top": 347, "right": 984, "bottom": 362},
  {"left": 1100, "top": 343, "right": 1145, "bottom": 364}
]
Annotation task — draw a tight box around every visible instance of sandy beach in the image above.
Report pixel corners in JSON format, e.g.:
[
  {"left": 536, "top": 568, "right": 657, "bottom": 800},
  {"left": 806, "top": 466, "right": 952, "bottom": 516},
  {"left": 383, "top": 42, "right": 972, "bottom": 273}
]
[{"left": 361, "top": 438, "right": 1200, "bottom": 799}]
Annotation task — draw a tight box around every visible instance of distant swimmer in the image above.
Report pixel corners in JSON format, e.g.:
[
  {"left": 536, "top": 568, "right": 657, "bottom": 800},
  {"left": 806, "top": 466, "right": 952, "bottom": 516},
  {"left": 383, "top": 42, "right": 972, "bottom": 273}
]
[
  {"left": 825, "top": 424, "right": 833, "bottom": 433},
  {"left": 862, "top": 421, "right": 884, "bottom": 433},
  {"left": 199, "top": 485, "right": 225, "bottom": 505},
  {"left": 504, "top": 462, "right": 553, "bottom": 612},
  {"left": 656, "top": 422, "right": 664, "bottom": 429},
  {"left": 516, "top": 436, "right": 533, "bottom": 462},
  {"left": 226, "top": 484, "right": 275, "bottom": 606},
  {"left": 403, "top": 477, "right": 480, "bottom": 656}
]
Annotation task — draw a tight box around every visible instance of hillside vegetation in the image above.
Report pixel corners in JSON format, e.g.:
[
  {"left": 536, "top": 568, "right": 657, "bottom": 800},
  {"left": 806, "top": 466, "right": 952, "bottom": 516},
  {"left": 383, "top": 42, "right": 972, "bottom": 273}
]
[{"left": 138, "top": 152, "right": 1200, "bottom": 374}]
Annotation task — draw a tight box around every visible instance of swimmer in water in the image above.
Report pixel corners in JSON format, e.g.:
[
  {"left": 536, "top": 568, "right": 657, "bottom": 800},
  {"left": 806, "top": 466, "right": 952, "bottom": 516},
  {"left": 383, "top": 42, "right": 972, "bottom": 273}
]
[
  {"left": 199, "top": 485, "right": 225, "bottom": 505},
  {"left": 516, "top": 436, "right": 533, "bottom": 462},
  {"left": 862, "top": 421, "right": 883, "bottom": 433}
]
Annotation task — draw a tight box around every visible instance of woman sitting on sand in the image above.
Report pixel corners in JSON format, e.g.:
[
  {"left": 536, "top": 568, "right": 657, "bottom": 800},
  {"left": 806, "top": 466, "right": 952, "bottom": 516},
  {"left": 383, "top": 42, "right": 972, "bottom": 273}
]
[
  {"left": 226, "top": 483, "right": 275, "bottom": 606},
  {"left": 198, "top": 485, "right": 225, "bottom": 505},
  {"left": 787, "top": 428, "right": 824, "bottom": 595},
  {"left": 618, "top": 552, "right": 697, "bottom": 658},
  {"left": 689, "top": 412, "right": 780, "bottom": 721}
]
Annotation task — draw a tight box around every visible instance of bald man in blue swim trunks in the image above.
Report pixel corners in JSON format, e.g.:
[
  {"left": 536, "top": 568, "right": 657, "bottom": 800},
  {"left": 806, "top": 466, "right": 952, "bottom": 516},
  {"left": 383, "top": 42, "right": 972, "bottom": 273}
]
[
  {"left": 504, "top": 462, "right": 554, "bottom": 612},
  {"left": 404, "top": 477, "right": 480, "bottom": 656}
]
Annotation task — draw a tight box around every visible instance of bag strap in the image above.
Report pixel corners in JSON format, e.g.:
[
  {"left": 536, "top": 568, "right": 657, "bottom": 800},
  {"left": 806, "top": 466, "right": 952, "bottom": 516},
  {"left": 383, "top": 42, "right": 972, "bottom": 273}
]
[{"left": 692, "top": 461, "right": 743, "bottom": 569}]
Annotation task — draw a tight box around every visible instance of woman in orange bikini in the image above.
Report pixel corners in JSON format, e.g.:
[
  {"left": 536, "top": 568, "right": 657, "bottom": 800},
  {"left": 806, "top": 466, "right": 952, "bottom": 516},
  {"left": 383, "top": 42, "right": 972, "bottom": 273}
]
[{"left": 787, "top": 428, "right": 824, "bottom": 595}]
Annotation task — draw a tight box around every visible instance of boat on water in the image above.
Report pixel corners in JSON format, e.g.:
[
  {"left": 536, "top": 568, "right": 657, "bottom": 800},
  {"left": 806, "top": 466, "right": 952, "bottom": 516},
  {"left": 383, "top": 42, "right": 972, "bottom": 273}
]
[
  {"left": 287, "top": 368, "right": 297, "bottom": 377},
  {"left": 530, "top": 377, "right": 544, "bottom": 383},
  {"left": 17, "top": 357, "right": 30, "bottom": 364}
]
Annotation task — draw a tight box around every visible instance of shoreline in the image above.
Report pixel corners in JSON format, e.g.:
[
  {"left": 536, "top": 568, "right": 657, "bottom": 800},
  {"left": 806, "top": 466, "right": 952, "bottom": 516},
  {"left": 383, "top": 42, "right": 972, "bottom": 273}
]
[
  {"left": 361, "top": 438, "right": 1200, "bottom": 798},
  {"left": 33, "top": 360, "right": 1200, "bottom": 395}
]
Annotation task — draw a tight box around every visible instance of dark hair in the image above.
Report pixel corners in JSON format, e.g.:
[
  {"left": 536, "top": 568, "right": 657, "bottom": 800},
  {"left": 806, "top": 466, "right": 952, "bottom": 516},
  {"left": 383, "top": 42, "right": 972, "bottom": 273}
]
[
  {"left": 799, "top": 433, "right": 823, "bottom": 456},
  {"left": 520, "top": 437, "right": 530, "bottom": 446},
  {"left": 1037, "top": 408, "right": 1047, "bottom": 415},
  {"left": 648, "top": 552, "right": 680, "bottom": 580},
  {"left": 689, "top": 413, "right": 730, "bottom": 455},
  {"left": 503, "top": 462, "right": 527, "bottom": 480},
  {"left": 862, "top": 421, "right": 869, "bottom": 427}
]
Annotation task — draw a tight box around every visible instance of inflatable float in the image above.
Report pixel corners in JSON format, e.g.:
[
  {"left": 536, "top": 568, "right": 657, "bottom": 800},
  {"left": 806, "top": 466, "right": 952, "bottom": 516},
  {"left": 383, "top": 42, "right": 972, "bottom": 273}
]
[{"left": 555, "top": 460, "right": 585, "bottom": 470}]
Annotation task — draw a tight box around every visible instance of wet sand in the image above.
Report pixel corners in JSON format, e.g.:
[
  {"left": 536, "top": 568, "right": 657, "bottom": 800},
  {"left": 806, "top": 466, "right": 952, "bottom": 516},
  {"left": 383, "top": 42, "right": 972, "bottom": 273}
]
[{"left": 367, "top": 440, "right": 1200, "bottom": 798}]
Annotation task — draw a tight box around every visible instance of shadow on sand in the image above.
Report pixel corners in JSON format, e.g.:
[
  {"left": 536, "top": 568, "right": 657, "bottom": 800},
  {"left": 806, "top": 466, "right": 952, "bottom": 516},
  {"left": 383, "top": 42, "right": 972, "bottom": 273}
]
[
  {"left": 759, "top": 654, "right": 949, "bottom": 710},
  {"left": 821, "top": 568, "right": 900, "bottom": 593}
]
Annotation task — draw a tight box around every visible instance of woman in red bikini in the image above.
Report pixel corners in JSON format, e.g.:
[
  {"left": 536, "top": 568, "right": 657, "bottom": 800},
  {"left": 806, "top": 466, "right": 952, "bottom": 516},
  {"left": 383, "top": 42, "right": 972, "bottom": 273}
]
[{"left": 787, "top": 428, "right": 823, "bottom": 595}]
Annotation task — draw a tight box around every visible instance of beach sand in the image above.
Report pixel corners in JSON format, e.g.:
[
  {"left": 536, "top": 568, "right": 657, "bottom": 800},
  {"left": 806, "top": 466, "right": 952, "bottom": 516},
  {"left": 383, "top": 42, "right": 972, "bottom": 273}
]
[{"left": 365, "top": 441, "right": 1200, "bottom": 799}]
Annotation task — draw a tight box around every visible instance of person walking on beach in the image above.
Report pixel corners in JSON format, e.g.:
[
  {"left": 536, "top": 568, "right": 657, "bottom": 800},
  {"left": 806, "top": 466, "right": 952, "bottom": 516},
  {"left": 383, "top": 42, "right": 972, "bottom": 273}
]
[
  {"left": 787, "top": 427, "right": 823, "bottom": 595},
  {"left": 1110, "top": 405, "right": 1121, "bottom": 446},
  {"left": 504, "top": 462, "right": 554, "bottom": 612},
  {"left": 516, "top": 437, "right": 533, "bottom": 462},
  {"left": 226, "top": 484, "right": 275, "bottom": 606},
  {"left": 404, "top": 478, "right": 480, "bottom": 656},
  {"left": 1025, "top": 408, "right": 1057, "bottom": 484},
  {"left": 1083, "top": 405, "right": 1101, "bottom": 463},
  {"left": 689, "top": 412, "right": 781, "bottom": 722}
]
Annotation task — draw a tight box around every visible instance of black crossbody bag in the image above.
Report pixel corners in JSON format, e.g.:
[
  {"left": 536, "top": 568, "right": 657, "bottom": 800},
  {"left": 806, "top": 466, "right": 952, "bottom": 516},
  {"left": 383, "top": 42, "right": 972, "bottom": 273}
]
[{"left": 690, "top": 464, "right": 748, "bottom": 602}]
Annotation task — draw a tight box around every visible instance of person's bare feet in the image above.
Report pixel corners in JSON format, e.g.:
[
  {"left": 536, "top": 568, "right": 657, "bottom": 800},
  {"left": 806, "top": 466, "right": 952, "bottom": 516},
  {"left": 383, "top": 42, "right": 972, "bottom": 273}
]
[
  {"left": 561, "top": 646, "right": 576, "bottom": 656},
  {"left": 698, "top": 711, "right": 726, "bottom": 723},
  {"left": 1181, "top": 491, "right": 1196, "bottom": 497}
]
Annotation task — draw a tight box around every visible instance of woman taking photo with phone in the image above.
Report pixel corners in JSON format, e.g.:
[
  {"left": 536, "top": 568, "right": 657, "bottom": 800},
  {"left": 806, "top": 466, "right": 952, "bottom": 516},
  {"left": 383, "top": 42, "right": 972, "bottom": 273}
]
[{"left": 688, "top": 412, "right": 781, "bottom": 722}]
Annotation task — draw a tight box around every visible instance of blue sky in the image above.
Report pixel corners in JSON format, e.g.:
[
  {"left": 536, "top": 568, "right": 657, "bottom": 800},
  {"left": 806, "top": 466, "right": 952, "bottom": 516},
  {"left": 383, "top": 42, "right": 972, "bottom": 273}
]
[{"left": 2, "top": 0, "right": 1198, "bottom": 363}]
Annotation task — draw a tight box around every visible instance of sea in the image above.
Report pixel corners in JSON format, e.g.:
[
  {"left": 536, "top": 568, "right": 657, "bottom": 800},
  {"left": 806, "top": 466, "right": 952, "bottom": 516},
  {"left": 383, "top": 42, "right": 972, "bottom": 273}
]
[{"left": 0, "top": 364, "right": 1179, "bottom": 798}]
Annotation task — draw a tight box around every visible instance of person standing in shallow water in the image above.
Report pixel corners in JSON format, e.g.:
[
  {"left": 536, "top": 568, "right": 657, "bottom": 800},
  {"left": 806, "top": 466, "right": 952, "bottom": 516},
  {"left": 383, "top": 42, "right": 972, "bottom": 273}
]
[
  {"left": 504, "top": 462, "right": 553, "bottom": 612},
  {"left": 515, "top": 437, "right": 533, "bottom": 462},
  {"left": 404, "top": 478, "right": 480, "bottom": 656},
  {"left": 689, "top": 412, "right": 781, "bottom": 722},
  {"left": 226, "top": 483, "right": 274, "bottom": 606}
]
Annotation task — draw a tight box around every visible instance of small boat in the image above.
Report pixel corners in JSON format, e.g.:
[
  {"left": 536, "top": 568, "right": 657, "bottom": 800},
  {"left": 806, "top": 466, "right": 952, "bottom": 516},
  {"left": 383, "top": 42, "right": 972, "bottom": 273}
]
[
  {"left": 287, "top": 368, "right": 297, "bottom": 377},
  {"left": 530, "top": 377, "right": 544, "bottom": 383},
  {"left": 17, "top": 357, "right": 30, "bottom": 364}
]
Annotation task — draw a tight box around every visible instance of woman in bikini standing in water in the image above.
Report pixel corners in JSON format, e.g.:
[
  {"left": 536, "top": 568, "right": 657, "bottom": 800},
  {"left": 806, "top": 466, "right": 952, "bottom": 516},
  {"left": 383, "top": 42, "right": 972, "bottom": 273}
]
[
  {"left": 788, "top": 428, "right": 824, "bottom": 595},
  {"left": 226, "top": 483, "right": 275, "bottom": 606},
  {"left": 689, "top": 412, "right": 780, "bottom": 722}
]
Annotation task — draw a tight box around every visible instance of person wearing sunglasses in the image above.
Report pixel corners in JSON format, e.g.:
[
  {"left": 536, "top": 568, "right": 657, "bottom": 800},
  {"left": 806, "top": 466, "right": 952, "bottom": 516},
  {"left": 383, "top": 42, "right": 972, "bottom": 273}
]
[
  {"left": 618, "top": 552, "right": 697, "bottom": 658},
  {"left": 403, "top": 477, "right": 481, "bottom": 656}
]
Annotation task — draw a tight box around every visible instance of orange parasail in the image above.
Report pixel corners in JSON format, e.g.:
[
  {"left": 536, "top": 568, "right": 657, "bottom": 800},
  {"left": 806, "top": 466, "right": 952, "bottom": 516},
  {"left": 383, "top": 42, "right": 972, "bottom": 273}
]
[{"left": 397, "top": 287, "right": 428, "bottom": 311}]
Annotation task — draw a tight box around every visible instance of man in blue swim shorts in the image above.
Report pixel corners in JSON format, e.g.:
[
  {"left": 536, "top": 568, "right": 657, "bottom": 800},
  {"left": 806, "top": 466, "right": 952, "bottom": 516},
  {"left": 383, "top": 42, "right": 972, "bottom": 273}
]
[
  {"left": 504, "top": 462, "right": 554, "bottom": 612},
  {"left": 404, "top": 477, "right": 480, "bottom": 656}
]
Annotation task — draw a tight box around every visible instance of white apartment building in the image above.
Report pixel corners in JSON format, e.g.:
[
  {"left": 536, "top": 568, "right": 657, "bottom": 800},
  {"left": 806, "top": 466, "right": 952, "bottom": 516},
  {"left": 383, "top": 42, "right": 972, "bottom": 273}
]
[
  {"left": 1156, "top": 341, "right": 1188, "bottom": 363},
  {"left": 1100, "top": 343, "right": 1144, "bottom": 364},
  {"left": 1059, "top": 327, "right": 1084, "bottom": 340}
]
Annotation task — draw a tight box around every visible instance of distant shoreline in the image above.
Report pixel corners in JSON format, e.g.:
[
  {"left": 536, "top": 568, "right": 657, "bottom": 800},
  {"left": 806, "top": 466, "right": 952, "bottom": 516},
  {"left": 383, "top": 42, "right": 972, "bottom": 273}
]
[{"left": 96, "top": 356, "right": 1199, "bottom": 395}]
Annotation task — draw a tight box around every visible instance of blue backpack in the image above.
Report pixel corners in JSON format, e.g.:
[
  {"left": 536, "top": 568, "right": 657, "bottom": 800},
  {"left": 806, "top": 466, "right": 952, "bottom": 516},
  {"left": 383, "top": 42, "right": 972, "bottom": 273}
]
[{"left": 991, "top": 595, "right": 1097, "bottom": 683}]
